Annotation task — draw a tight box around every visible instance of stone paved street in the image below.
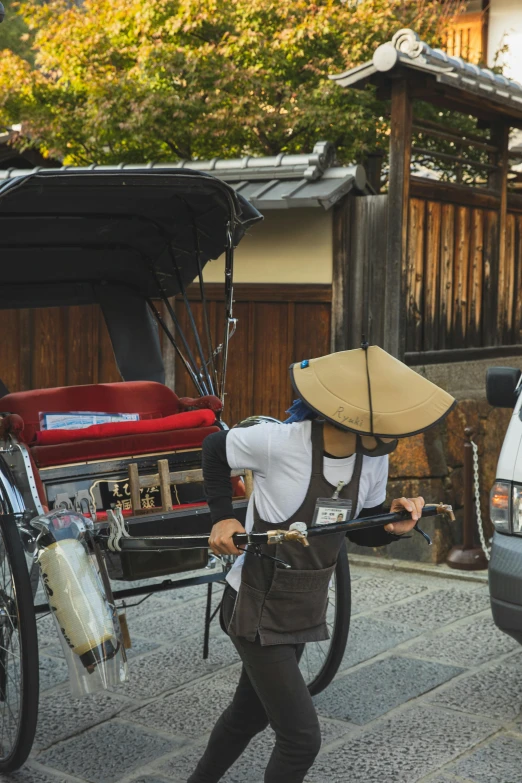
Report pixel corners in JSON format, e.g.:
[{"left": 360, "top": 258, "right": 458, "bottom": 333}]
[{"left": 3, "top": 560, "right": 522, "bottom": 783}]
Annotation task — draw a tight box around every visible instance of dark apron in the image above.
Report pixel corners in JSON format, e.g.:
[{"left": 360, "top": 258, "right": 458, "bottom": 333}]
[{"left": 227, "top": 421, "right": 362, "bottom": 646}]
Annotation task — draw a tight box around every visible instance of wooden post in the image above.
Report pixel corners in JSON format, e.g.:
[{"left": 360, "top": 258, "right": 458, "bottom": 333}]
[
  {"left": 162, "top": 296, "right": 177, "bottom": 391},
  {"left": 384, "top": 78, "right": 412, "bottom": 359},
  {"left": 489, "top": 122, "right": 510, "bottom": 344},
  {"left": 331, "top": 196, "right": 353, "bottom": 352},
  {"left": 364, "top": 151, "right": 384, "bottom": 194},
  {"left": 158, "top": 458, "right": 173, "bottom": 511}
]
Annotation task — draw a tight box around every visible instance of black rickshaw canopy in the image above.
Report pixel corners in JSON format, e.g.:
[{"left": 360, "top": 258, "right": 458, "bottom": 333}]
[
  {"left": 0, "top": 167, "right": 263, "bottom": 395},
  {"left": 0, "top": 167, "right": 262, "bottom": 306}
]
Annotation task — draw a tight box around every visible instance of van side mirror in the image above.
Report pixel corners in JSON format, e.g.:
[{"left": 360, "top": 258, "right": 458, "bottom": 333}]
[{"left": 486, "top": 367, "right": 522, "bottom": 408}]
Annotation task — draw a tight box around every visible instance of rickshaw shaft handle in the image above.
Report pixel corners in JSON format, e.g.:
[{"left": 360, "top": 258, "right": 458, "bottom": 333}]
[{"left": 233, "top": 503, "right": 454, "bottom": 546}]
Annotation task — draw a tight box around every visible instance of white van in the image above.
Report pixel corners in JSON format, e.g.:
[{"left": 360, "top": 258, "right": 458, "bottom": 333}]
[{"left": 487, "top": 366, "right": 522, "bottom": 645}]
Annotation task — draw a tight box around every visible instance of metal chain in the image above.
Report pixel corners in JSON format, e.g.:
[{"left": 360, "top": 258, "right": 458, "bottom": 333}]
[{"left": 471, "top": 440, "right": 491, "bottom": 560}]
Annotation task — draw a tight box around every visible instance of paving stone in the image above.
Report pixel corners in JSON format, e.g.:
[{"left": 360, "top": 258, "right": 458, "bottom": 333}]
[
  {"left": 127, "top": 676, "right": 237, "bottom": 739},
  {"left": 449, "top": 734, "right": 522, "bottom": 783},
  {"left": 428, "top": 653, "right": 522, "bottom": 720},
  {"left": 35, "top": 689, "right": 125, "bottom": 750},
  {"left": 313, "top": 656, "right": 463, "bottom": 724},
  {"left": 157, "top": 717, "right": 353, "bottom": 783},
  {"left": 307, "top": 705, "right": 499, "bottom": 783},
  {"left": 371, "top": 588, "right": 490, "bottom": 631},
  {"left": 298, "top": 616, "right": 420, "bottom": 685},
  {"left": 126, "top": 777, "right": 171, "bottom": 783},
  {"left": 513, "top": 710, "right": 522, "bottom": 733},
  {"left": 114, "top": 633, "right": 238, "bottom": 701},
  {"left": 166, "top": 580, "right": 225, "bottom": 604},
  {"left": 0, "top": 765, "right": 69, "bottom": 783},
  {"left": 128, "top": 599, "right": 210, "bottom": 643},
  {"left": 111, "top": 574, "right": 223, "bottom": 602},
  {"left": 37, "top": 720, "right": 183, "bottom": 783},
  {"left": 36, "top": 614, "right": 60, "bottom": 648},
  {"left": 350, "top": 575, "right": 427, "bottom": 615},
  {"left": 125, "top": 637, "right": 161, "bottom": 660},
  {"left": 38, "top": 654, "right": 69, "bottom": 691},
  {"left": 341, "top": 615, "right": 420, "bottom": 669},
  {"left": 406, "top": 617, "right": 519, "bottom": 668},
  {"left": 119, "top": 593, "right": 187, "bottom": 619}
]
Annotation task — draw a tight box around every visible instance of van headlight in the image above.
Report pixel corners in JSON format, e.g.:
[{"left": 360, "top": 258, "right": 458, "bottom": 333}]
[
  {"left": 490, "top": 481, "right": 511, "bottom": 533},
  {"left": 490, "top": 481, "right": 522, "bottom": 535}
]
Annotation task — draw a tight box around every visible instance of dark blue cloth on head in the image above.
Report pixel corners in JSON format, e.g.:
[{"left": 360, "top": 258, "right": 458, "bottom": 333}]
[{"left": 284, "top": 398, "right": 318, "bottom": 423}]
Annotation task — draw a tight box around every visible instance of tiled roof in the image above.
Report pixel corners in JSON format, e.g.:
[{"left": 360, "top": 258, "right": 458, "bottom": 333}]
[
  {"left": 331, "top": 28, "right": 522, "bottom": 118},
  {"left": 0, "top": 141, "right": 367, "bottom": 210}
]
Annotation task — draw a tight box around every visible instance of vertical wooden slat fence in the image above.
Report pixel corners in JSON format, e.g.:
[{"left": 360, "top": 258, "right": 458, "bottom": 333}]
[
  {"left": 424, "top": 200, "right": 441, "bottom": 351},
  {"left": 401, "top": 198, "right": 522, "bottom": 353},
  {"left": 467, "top": 208, "right": 483, "bottom": 346},
  {"left": 173, "top": 285, "right": 332, "bottom": 425},
  {"left": 439, "top": 203, "right": 455, "bottom": 351},
  {"left": 0, "top": 305, "right": 121, "bottom": 394}
]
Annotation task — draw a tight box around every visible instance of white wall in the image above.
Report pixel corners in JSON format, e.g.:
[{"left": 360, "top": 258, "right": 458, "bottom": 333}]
[
  {"left": 488, "top": 0, "right": 522, "bottom": 83},
  {"left": 203, "top": 208, "right": 333, "bottom": 284}
]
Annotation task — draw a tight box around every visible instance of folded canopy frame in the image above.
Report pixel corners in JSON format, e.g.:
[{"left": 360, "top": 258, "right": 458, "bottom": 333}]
[{"left": 0, "top": 168, "right": 263, "bottom": 403}]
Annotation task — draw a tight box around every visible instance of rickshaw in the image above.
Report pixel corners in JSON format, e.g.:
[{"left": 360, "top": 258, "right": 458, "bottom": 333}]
[
  {"left": 0, "top": 165, "right": 453, "bottom": 774},
  {"left": 0, "top": 166, "right": 356, "bottom": 773}
]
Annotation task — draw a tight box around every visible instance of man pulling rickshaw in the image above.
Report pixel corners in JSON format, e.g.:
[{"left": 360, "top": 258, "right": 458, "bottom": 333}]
[{"left": 189, "top": 344, "right": 455, "bottom": 783}]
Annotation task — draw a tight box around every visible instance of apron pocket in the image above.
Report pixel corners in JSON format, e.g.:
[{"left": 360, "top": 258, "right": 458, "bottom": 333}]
[
  {"left": 260, "top": 563, "right": 336, "bottom": 636},
  {"left": 228, "top": 582, "right": 265, "bottom": 642}
]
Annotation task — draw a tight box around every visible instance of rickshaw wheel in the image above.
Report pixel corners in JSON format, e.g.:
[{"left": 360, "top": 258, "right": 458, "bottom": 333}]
[
  {"left": 300, "top": 542, "right": 351, "bottom": 696},
  {"left": 0, "top": 515, "right": 38, "bottom": 773}
]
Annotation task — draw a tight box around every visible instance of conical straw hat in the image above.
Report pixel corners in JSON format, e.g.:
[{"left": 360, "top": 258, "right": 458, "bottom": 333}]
[{"left": 290, "top": 346, "right": 455, "bottom": 437}]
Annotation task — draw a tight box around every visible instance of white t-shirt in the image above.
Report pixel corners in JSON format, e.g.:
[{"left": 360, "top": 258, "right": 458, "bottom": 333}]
[{"left": 225, "top": 421, "right": 389, "bottom": 590}]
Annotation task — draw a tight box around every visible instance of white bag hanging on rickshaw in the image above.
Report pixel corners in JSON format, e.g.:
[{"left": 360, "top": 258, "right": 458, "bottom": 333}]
[{"left": 32, "top": 510, "right": 127, "bottom": 697}]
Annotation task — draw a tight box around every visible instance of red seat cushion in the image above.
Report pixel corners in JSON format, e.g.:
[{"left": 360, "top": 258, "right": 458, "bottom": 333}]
[
  {"left": 31, "top": 426, "right": 220, "bottom": 468},
  {"left": 33, "top": 409, "right": 216, "bottom": 446},
  {"left": 1, "top": 381, "right": 181, "bottom": 444},
  {"left": 1, "top": 381, "right": 220, "bottom": 469}
]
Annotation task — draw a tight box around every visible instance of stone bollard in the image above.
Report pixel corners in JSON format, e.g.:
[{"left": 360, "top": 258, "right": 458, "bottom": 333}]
[{"left": 446, "top": 427, "right": 488, "bottom": 570}]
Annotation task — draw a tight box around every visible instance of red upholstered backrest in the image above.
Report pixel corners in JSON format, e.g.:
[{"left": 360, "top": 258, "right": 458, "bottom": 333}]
[{"left": 0, "top": 382, "right": 181, "bottom": 444}]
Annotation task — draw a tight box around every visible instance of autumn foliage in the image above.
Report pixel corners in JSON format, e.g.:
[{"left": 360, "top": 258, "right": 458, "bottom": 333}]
[{"left": 0, "top": 0, "right": 461, "bottom": 165}]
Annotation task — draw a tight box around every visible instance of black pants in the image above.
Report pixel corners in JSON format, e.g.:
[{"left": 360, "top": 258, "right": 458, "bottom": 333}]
[{"left": 187, "top": 584, "right": 321, "bottom": 783}]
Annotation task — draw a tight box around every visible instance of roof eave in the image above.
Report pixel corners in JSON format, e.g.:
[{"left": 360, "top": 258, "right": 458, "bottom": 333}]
[{"left": 329, "top": 61, "right": 378, "bottom": 89}]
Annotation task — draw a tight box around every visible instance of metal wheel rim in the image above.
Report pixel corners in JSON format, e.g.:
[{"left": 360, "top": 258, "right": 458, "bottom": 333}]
[
  {"left": 299, "top": 572, "right": 337, "bottom": 686},
  {"left": 0, "top": 528, "right": 23, "bottom": 762}
]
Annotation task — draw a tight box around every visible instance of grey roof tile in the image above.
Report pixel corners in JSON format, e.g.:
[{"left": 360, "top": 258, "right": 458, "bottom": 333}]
[{"left": 331, "top": 28, "right": 522, "bottom": 118}]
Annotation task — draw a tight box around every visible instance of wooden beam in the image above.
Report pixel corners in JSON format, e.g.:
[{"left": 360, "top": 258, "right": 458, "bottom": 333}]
[
  {"left": 331, "top": 196, "right": 352, "bottom": 351},
  {"left": 137, "top": 467, "right": 245, "bottom": 489},
  {"left": 410, "top": 177, "right": 500, "bottom": 209},
  {"left": 385, "top": 78, "right": 412, "bottom": 359},
  {"left": 181, "top": 283, "right": 332, "bottom": 303},
  {"left": 409, "top": 85, "right": 522, "bottom": 129},
  {"left": 405, "top": 344, "right": 522, "bottom": 365},
  {"left": 162, "top": 297, "right": 176, "bottom": 391}
]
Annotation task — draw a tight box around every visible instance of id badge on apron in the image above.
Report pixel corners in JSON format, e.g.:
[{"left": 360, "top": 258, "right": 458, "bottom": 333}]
[{"left": 311, "top": 481, "right": 352, "bottom": 527}]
